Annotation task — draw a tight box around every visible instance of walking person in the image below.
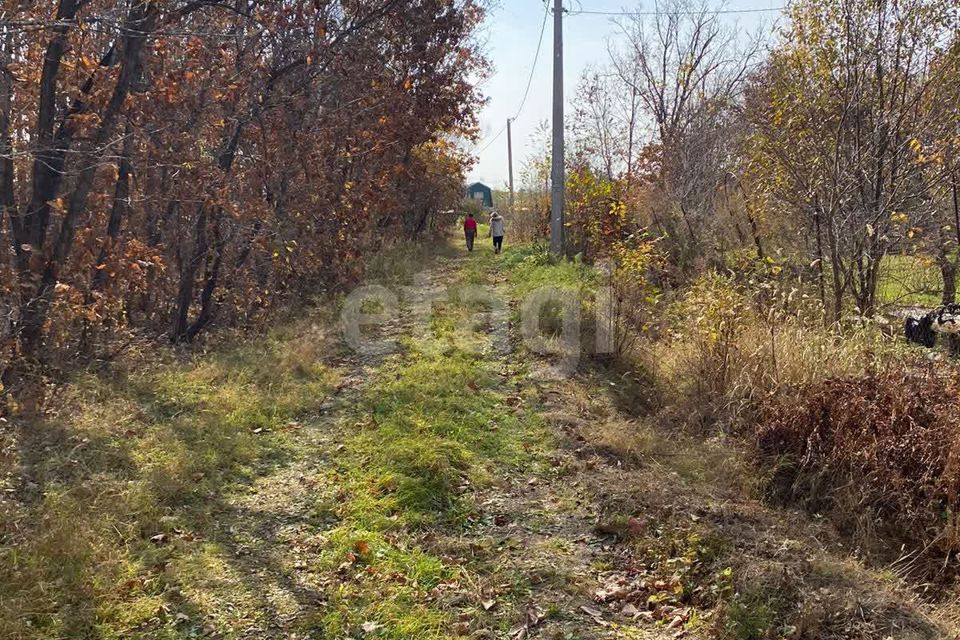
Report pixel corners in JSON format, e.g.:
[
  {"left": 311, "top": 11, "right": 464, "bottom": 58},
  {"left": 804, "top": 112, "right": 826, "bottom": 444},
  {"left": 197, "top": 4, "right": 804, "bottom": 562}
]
[
  {"left": 463, "top": 212, "right": 478, "bottom": 252},
  {"left": 489, "top": 210, "right": 505, "bottom": 254}
]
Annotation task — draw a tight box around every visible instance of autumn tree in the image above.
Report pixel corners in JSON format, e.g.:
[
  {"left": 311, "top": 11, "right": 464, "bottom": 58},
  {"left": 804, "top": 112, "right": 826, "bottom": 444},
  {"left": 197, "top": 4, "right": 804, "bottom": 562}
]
[
  {"left": 610, "top": 0, "right": 759, "bottom": 268},
  {"left": 747, "top": 0, "right": 958, "bottom": 319},
  {"left": 0, "top": 0, "right": 486, "bottom": 408}
]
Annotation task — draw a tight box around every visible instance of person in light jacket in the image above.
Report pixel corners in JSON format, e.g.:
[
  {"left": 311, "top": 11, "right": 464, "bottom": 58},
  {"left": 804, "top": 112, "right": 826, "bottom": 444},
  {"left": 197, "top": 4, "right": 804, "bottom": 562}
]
[{"left": 489, "top": 211, "right": 505, "bottom": 254}]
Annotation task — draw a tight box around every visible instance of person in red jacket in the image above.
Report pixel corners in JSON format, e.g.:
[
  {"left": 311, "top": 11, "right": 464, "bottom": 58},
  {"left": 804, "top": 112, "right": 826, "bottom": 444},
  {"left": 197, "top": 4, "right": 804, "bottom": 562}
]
[{"left": 463, "top": 212, "right": 478, "bottom": 252}]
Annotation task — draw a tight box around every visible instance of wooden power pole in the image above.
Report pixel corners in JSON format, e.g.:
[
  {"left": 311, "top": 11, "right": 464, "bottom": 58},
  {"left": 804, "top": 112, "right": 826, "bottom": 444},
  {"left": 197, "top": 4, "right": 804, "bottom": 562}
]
[
  {"left": 549, "top": 0, "right": 565, "bottom": 255},
  {"left": 507, "top": 117, "right": 515, "bottom": 215}
]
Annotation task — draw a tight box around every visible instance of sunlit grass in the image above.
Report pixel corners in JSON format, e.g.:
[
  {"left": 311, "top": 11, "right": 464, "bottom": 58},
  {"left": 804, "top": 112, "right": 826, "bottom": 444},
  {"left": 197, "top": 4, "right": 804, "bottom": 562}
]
[
  {"left": 0, "top": 319, "right": 340, "bottom": 638},
  {"left": 304, "top": 255, "right": 549, "bottom": 637},
  {"left": 876, "top": 253, "right": 949, "bottom": 307}
]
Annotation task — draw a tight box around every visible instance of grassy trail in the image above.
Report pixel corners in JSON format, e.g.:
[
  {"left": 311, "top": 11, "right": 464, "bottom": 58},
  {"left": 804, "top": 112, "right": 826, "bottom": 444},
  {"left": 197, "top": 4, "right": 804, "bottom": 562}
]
[{"left": 1, "top": 237, "right": 952, "bottom": 639}]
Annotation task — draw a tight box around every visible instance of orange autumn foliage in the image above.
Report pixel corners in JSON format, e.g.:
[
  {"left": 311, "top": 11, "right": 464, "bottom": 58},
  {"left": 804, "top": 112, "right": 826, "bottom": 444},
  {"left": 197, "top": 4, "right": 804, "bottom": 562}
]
[{"left": 0, "top": 1, "right": 486, "bottom": 406}]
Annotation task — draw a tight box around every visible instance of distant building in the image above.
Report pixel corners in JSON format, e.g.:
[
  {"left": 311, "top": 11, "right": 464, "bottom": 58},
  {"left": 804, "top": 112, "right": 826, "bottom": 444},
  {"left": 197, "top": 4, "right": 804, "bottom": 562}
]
[{"left": 466, "top": 182, "right": 494, "bottom": 209}]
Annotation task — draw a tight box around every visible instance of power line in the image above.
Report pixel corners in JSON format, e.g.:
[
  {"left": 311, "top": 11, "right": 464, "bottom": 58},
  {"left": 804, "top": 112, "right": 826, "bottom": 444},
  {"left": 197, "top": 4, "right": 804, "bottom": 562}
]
[
  {"left": 512, "top": 1, "right": 550, "bottom": 121},
  {"left": 567, "top": 6, "right": 784, "bottom": 17},
  {"left": 477, "top": 122, "right": 508, "bottom": 155},
  {"left": 477, "top": 0, "right": 550, "bottom": 154},
  {"left": 476, "top": 2, "right": 781, "bottom": 154}
]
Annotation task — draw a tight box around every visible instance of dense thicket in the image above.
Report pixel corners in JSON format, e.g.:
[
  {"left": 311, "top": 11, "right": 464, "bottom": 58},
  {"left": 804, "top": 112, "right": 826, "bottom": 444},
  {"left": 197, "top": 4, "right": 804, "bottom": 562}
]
[
  {"left": 0, "top": 0, "right": 484, "bottom": 405},
  {"left": 759, "top": 364, "right": 960, "bottom": 572}
]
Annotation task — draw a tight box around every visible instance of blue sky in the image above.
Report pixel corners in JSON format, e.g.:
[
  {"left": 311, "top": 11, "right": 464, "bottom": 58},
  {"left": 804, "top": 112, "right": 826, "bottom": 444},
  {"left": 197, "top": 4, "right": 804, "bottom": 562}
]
[{"left": 467, "top": 1, "right": 785, "bottom": 189}]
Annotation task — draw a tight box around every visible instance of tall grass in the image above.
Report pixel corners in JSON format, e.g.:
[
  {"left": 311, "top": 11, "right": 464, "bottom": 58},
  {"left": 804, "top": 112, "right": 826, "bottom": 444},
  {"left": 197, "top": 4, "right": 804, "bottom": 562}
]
[
  {"left": 497, "top": 249, "right": 958, "bottom": 580},
  {"left": 621, "top": 272, "right": 904, "bottom": 431}
]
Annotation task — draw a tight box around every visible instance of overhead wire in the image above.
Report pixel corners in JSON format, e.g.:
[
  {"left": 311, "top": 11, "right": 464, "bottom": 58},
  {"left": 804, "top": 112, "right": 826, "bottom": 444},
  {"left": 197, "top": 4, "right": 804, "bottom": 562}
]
[
  {"left": 566, "top": 6, "right": 784, "bottom": 17},
  {"left": 476, "top": 0, "right": 550, "bottom": 154},
  {"left": 475, "top": 2, "right": 782, "bottom": 156}
]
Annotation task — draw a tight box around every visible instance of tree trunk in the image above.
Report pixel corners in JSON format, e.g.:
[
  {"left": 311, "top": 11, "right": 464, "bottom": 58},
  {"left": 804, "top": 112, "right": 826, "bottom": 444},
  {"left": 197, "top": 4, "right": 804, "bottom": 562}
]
[
  {"left": 0, "top": 30, "right": 17, "bottom": 253},
  {"left": 940, "top": 260, "right": 957, "bottom": 305},
  {"left": 948, "top": 172, "right": 960, "bottom": 305},
  {"left": 827, "top": 213, "right": 844, "bottom": 324},
  {"left": 186, "top": 215, "right": 224, "bottom": 341},
  {"left": 734, "top": 181, "right": 765, "bottom": 262},
  {"left": 13, "top": 1, "right": 155, "bottom": 365},
  {"left": 92, "top": 121, "right": 134, "bottom": 292},
  {"left": 813, "top": 207, "right": 827, "bottom": 314},
  {"left": 172, "top": 205, "right": 208, "bottom": 343}
]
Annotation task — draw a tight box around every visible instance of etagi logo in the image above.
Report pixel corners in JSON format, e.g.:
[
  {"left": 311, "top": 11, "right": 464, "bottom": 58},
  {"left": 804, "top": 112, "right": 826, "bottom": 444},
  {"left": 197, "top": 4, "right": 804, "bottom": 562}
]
[{"left": 341, "top": 265, "right": 618, "bottom": 379}]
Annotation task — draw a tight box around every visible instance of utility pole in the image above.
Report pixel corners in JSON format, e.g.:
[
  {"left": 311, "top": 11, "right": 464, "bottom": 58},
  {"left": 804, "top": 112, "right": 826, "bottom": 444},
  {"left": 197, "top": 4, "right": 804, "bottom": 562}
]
[
  {"left": 549, "top": 0, "right": 565, "bottom": 256},
  {"left": 507, "top": 117, "right": 515, "bottom": 215}
]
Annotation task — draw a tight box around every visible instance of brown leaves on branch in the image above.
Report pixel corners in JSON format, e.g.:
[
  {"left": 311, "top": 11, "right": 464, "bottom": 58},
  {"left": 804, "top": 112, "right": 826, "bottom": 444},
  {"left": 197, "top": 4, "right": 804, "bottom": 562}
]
[{"left": 0, "top": 0, "right": 486, "bottom": 408}]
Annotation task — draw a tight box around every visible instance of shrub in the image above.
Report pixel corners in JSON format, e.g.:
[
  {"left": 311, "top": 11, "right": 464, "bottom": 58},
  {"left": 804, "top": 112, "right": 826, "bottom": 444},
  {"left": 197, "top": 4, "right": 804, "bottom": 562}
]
[{"left": 756, "top": 363, "right": 960, "bottom": 578}]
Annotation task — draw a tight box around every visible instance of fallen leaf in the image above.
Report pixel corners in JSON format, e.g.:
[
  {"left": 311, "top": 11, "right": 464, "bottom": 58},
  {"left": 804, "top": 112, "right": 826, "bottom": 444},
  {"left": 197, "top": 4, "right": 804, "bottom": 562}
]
[
  {"left": 509, "top": 626, "right": 527, "bottom": 640},
  {"left": 526, "top": 604, "right": 545, "bottom": 626},
  {"left": 361, "top": 621, "right": 381, "bottom": 633},
  {"left": 481, "top": 599, "right": 497, "bottom": 611},
  {"left": 595, "top": 573, "right": 634, "bottom": 602},
  {"left": 580, "top": 605, "right": 608, "bottom": 625}
]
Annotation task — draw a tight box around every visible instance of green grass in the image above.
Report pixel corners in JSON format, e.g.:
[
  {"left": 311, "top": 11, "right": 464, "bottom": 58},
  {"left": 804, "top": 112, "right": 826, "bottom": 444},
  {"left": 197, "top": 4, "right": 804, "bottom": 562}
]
[
  {"left": 0, "top": 319, "right": 340, "bottom": 638},
  {"left": 877, "top": 253, "right": 949, "bottom": 306},
  {"left": 291, "top": 250, "right": 550, "bottom": 637},
  {"left": 460, "top": 242, "right": 600, "bottom": 343},
  {"left": 493, "top": 244, "right": 599, "bottom": 299},
  {"left": 718, "top": 587, "right": 793, "bottom": 640},
  {"left": 0, "top": 234, "right": 560, "bottom": 639},
  {"left": 0, "top": 235, "right": 554, "bottom": 639}
]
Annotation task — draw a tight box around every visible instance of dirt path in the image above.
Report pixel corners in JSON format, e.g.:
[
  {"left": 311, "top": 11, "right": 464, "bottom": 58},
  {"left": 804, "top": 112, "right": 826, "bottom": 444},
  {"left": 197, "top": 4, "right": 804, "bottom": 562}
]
[
  {"left": 184, "top": 248, "right": 950, "bottom": 640},
  {"left": 189, "top": 262, "right": 455, "bottom": 636}
]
